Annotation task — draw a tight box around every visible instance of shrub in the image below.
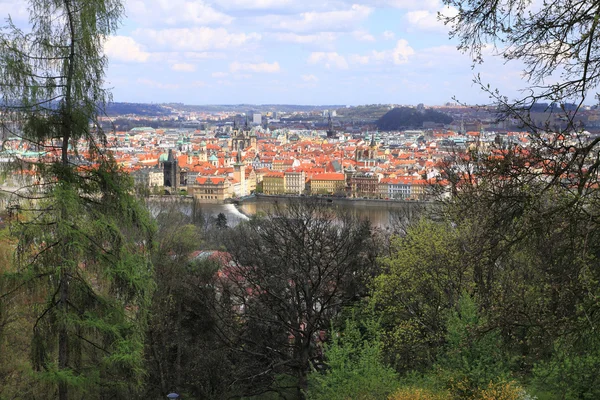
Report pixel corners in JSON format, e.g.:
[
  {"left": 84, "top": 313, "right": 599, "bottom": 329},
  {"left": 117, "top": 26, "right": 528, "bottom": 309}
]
[{"left": 307, "top": 319, "right": 399, "bottom": 400}]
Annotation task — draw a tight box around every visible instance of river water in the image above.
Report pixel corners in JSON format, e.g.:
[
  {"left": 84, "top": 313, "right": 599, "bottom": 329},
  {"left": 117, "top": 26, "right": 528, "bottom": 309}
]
[{"left": 149, "top": 197, "right": 428, "bottom": 229}]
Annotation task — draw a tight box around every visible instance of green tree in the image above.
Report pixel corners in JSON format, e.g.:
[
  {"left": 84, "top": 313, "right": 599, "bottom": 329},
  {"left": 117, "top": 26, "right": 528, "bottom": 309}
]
[
  {"left": 371, "top": 219, "right": 474, "bottom": 373},
  {"left": 532, "top": 331, "right": 600, "bottom": 399},
  {"left": 215, "top": 212, "right": 228, "bottom": 229},
  {"left": 144, "top": 205, "right": 240, "bottom": 399},
  {"left": 435, "top": 294, "right": 512, "bottom": 398},
  {"left": 0, "top": 1, "right": 155, "bottom": 398},
  {"left": 307, "top": 318, "right": 399, "bottom": 400},
  {"left": 434, "top": 0, "right": 600, "bottom": 380}
]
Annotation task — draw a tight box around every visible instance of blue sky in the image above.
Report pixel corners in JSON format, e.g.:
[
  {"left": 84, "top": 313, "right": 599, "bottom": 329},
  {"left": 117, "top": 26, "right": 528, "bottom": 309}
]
[{"left": 1, "top": 0, "right": 529, "bottom": 105}]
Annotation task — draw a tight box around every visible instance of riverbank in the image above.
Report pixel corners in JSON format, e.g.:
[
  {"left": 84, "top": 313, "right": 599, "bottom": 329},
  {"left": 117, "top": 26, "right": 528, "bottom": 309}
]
[{"left": 146, "top": 193, "right": 432, "bottom": 209}]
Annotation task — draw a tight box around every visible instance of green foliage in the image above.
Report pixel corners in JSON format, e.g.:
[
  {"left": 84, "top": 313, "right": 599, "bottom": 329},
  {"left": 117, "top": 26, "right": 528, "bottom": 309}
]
[
  {"left": 307, "top": 318, "right": 398, "bottom": 400},
  {"left": 376, "top": 107, "right": 453, "bottom": 130},
  {"left": 144, "top": 205, "right": 241, "bottom": 399},
  {"left": 435, "top": 294, "right": 512, "bottom": 398},
  {"left": 13, "top": 172, "right": 155, "bottom": 397},
  {"left": 531, "top": 332, "right": 600, "bottom": 399},
  {"left": 0, "top": 0, "right": 157, "bottom": 397},
  {"left": 371, "top": 219, "right": 473, "bottom": 372},
  {"left": 215, "top": 212, "right": 228, "bottom": 229}
]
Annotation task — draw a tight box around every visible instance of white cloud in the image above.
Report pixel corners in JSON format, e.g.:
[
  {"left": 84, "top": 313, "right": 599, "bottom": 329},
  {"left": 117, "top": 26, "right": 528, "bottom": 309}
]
[
  {"left": 392, "top": 39, "right": 415, "bottom": 64},
  {"left": 212, "top": 72, "right": 229, "bottom": 78},
  {"left": 217, "top": 0, "right": 292, "bottom": 9},
  {"left": 127, "top": 0, "right": 233, "bottom": 26},
  {"left": 270, "top": 32, "right": 338, "bottom": 47},
  {"left": 371, "top": 50, "right": 389, "bottom": 62},
  {"left": 172, "top": 63, "right": 196, "bottom": 72},
  {"left": 183, "top": 52, "right": 226, "bottom": 60},
  {"left": 348, "top": 40, "right": 413, "bottom": 65},
  {"left": 232, "top": 73, "right": 253, "bottom": 80},
  {"left": 192, "top": 81, "right": 206, "bottom": 87},
  {"left": 349, "top": 39, "right": 415, "bottom": 65},
  {"left": 406, "top": 6, "right": 457, "bottom": 32},
  {"left": 134, "top": 27, "right": 261, "bottom": 51},
  {"left": 384, "top": 0, "right": 441, "bottom": 11},
  {"left": 382, "top": 30, "right": 395, "bottom": 40},
  {"left": 230, "top": 61, "right": 281, "bottom": 73},
  {"left": 349, "top": 54, "right": 370, "bottom": 65},
  {"left": 0, "top": 1, "right": 28, "bottom": 21},
  {"left": 137, "top": 78, "right": 180, "bottom": 90},
  {"left": 104, "top": 36, "right": 150, "bottom": 63},
  {"left": 308, "top": 52, "right": 349, "bottom": 69},
  {"left": 262, "top": 4, "right": 373, "bottom": 33},
  {"left": 302, "top": 74, "right": 319, "bottom": 82},
  {"left": 353, "top": 30, "right": 376, "bottom": 42}
]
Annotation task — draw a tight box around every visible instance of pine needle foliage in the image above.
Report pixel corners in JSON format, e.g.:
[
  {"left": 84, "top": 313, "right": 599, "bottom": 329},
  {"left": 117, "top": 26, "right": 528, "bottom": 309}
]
[{"left": 0, "top": 1, "right": 155, "bottom": 398}]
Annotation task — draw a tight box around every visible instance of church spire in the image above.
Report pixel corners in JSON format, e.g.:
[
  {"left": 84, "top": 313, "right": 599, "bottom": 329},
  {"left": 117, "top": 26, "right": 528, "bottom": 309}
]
[{"left": 326, "top": 111, "right": 335, "bottom": 138}]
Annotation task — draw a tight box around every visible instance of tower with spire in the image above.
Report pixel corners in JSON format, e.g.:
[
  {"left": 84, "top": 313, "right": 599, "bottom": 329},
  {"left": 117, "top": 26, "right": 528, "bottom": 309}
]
[
  {"left": 326, "top": 111, "right": 336, "bottom": 139},
  {"left": 231, "top": 116, "right": 256, "bottom": 151},
  {"left": 233, "top": 149, "right": 246, "bottom": 197}
]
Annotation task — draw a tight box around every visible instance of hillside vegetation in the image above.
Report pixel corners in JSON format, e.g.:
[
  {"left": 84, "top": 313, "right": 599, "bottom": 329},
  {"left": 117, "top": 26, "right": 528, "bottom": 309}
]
[{"left": 377, "top": 107, "right": 453, "bottom": 130}]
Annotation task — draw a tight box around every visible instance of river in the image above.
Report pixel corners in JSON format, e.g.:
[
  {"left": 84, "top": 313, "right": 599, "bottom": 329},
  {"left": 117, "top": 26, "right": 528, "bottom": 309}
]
[{"left": 147, "top": 196, "right": 429, "bottom": 229}]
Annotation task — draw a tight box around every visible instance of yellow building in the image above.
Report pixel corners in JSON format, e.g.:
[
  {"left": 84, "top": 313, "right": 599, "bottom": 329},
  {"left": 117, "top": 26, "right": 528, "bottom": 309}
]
[
  {"left": 189, "top": 176, "right": 231, "bottom": 203},
  {"left": 245, "top": 168, "right": 257, "bottom": 194},
  {"left": 309, "top": 173, "right": 345, "bottom": 195},
  {"left": 263, "top": 171, "right": 285, "bottom": 195},
  {"left": 411, "top": 179, "right": 427, "bottom": 200}
]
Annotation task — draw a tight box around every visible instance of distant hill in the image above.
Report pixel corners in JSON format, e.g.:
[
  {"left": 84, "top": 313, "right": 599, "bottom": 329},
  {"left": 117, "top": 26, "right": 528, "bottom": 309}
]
[
  {"left": 106, "top": 103, "right": 171, "bottom": 116},
  {"left": 376, "top": 107, "right": 453, "bottom": 130},
  {"left": 105, "top": 102, "right": 347, "bottom": 116},
  {"left": 529, "top": 102, "right": 578, "bottom": 113},
  {"left": 335, "top": 104, "right": 391, "bottom": 121}
]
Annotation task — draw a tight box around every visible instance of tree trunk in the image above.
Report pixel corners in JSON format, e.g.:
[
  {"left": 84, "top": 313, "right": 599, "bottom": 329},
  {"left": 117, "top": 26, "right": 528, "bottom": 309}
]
[
  {"left": 176, "top": 301, "right": 182, "bottom": 389},
  {"left": 58, "top": 1, "right": 76, "bottom": 398},
  {"left": 58, "top": 267, "right": 69, "bottom": 400},
  {"left": 151, "top": 336, "right": 167, "bottom": 394},
  {"left": 296, "top": 336, "right": 311, "bottom": 400}
]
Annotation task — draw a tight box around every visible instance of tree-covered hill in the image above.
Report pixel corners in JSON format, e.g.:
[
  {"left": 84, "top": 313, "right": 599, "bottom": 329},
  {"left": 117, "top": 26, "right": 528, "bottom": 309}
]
[
  {"left": 376, "top": 107, "right": 453, "bottom": 130},
  {"left": 106, "top": 102, "right": 172, "bottom": 116}
]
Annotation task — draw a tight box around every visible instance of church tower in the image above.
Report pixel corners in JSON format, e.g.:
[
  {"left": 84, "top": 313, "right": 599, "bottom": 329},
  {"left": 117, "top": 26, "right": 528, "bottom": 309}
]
[
  {"left": 233, "top": 150, "right": 246, "bottom": 197},
  {"left": 326, "top": 111, "right": 336, "bottom": 139},
  {"left": 163, "top": 149, "right": 179, "bottom": 190}
]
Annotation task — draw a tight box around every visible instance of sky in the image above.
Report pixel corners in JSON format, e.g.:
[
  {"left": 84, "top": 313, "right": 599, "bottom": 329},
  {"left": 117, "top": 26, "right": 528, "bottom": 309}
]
[{"left": 0, "top": 0, "right": 530, "bottom": 106}]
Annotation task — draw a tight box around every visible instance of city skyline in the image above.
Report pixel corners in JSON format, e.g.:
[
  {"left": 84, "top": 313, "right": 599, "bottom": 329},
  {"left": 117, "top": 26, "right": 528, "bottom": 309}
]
[{"left": 2, "top": 0, "right": 531, "bottom": 105}]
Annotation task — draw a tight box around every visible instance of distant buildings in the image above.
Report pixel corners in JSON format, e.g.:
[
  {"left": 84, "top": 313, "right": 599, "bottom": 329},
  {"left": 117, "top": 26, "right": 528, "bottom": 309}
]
[{"left": 9, "top": 103, "right": 581, "bottom": 204}]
